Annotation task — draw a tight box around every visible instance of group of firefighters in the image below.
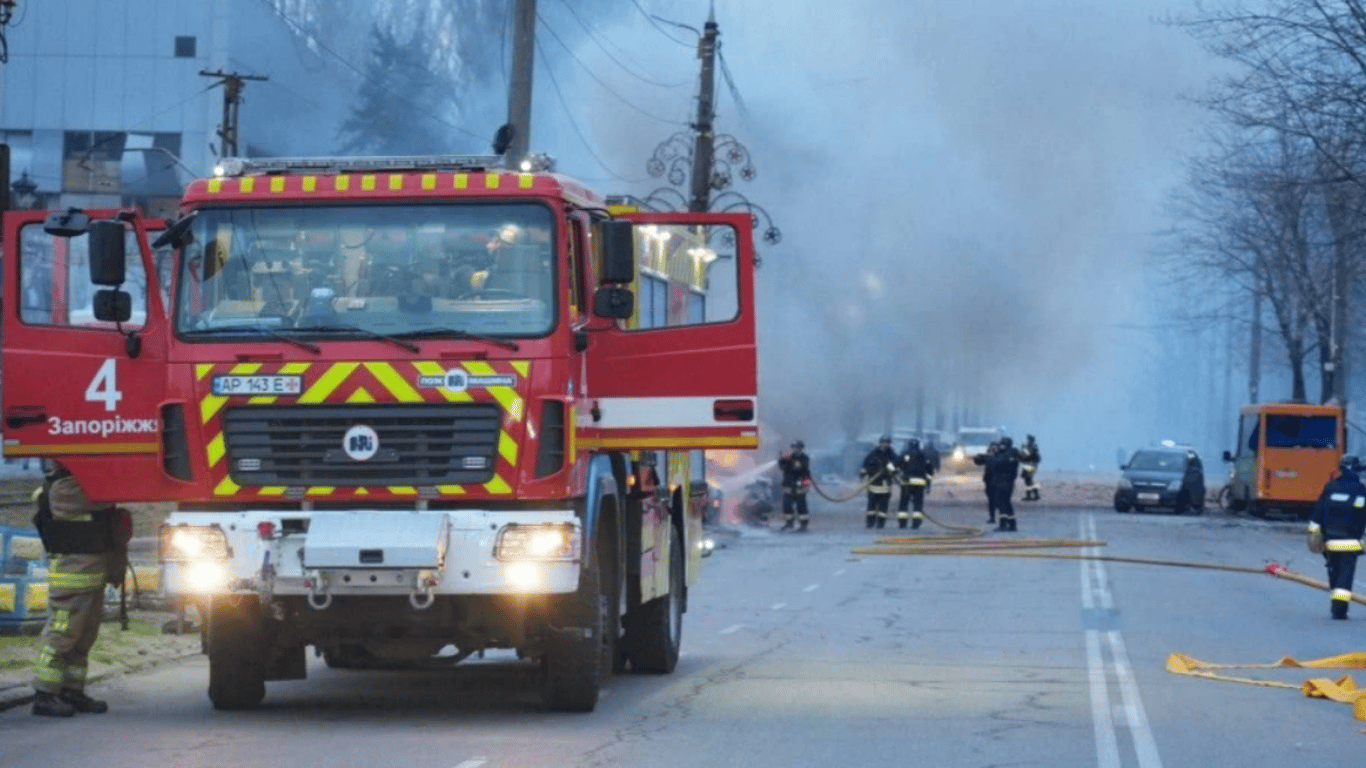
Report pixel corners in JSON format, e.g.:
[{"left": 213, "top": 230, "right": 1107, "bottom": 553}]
[{"left": 773, "top": 433, "right": 1043, "bottom": 532}]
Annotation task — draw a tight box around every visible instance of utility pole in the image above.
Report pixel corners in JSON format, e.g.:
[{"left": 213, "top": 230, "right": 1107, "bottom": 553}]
[
  {"left": 688, "top": 6, "right": 719, "bottom": 212},
  {"left": 200, "top": 70, "right": 268, "bottom": 159},
  {"left": 504, "top": 0, "right": 537, "bottom": 169},
  {"left": 1249, "top": 264, "right": 1263, "bottom": 404}
]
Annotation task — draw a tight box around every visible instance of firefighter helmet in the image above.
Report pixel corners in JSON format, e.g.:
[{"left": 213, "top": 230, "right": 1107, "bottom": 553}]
[
  {"left": 878, "top": 435, "right": 892, "bottom": 445},
  {"left": 792, "top": 440, "right": 805, "bottom": 450},
  {"left": 1000, "top": 436, "right": 1014, "bottom": 449}
]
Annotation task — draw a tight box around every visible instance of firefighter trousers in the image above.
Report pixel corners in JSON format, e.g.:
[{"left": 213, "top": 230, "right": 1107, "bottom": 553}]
[
  {"left": 33, "top": 588, "right": 105, "bottom": 695},
  {"left": 990, "top": 485, "right": 1016, "bottom": 530},
  {"left": 1325, "top": 552, "right": 1360, "bottom": 616},
  {"left": 782, "top": 492, "right": 809, "bottom": 527},
  {"left": 866, "top": 491, "right": 891, "bottom": 528},
  {"left": 897, "top": 484, "right": 926, "bottom": 528}
]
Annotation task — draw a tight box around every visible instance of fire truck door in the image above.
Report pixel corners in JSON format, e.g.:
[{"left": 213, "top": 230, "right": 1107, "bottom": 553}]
[
  {"left": 2, "top": 211, "right": 170, "bottom": 483},
  {"left": 582, "top": 212, "right": 758, "bottom": 451}
]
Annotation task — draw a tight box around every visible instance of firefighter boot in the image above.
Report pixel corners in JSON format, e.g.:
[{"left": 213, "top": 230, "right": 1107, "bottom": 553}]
[
  {"left": 1332, "top": 600, "right": 1349, "bottom": 620},
  {"left": 32, "top": 692, "right": 75, "bottom": 718},
  {"left": 781, "top": 518, "right": 794, "bottom": 531},
  {"left": 876, "top": 516, "right": 886, "bottom": 529},
  {"left": 798, "top": 519, "right": 809, "bottom": 533},
  {"left": 898, "top": 517, "right": 908, "bottom": 529},
  {"left": 1008, "top": 518, "right": 1018, "bottom": 532},
  {"left": 60, "top": 689, "right": 108, "bottom": 714},
  {"left": 866, "top": 514, "right": 876, "bottom": 529}
]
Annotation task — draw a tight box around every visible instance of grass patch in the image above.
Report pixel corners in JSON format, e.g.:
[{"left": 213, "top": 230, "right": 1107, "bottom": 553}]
[{"left": 0, "top": 616, "right": 182, "bottom": 676}]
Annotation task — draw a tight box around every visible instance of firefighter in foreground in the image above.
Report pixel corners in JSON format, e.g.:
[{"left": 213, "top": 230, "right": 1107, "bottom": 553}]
[
  {"left": 1019, "top": 434, "right": 1042, "bottom": 501},
  {"left": 30, "top": 462, "right": 132, "bottom": 716},
  {"left": 861, "top": 436, "right": 899, "bottom": 529},
  {"left": 1306, "top": 454, "right": 1366, "bottom": 620},
  {"left": 896, "top": 438, "right": 934, "bottom": 529},
  {"left": 778, "top": 440, "right": 813, "bottom": 532}
]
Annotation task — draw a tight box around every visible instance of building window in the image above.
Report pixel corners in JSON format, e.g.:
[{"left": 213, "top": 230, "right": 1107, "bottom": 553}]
[{"left": 175, "top": 36, "right": 197, "bottom": 58}]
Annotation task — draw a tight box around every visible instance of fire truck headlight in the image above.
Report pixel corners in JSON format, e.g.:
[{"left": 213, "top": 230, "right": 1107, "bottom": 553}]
[
  {"left": 504, "top": 562, "right": 543, "bottom": 591},
  {"left": 184, "top": 561, "right": 229, "bottom": 593},
  {"left": 699, "top": 537, "right": 716, "bottom": 558},
  {"left": 495, "top": 523, "right": 578, "bottom": 561},
  {"left": 953, "top": 448, "right": 965, "bottom": 461},
  {"left": 161, "top": 525, "right": 231, "bottom": 563}
]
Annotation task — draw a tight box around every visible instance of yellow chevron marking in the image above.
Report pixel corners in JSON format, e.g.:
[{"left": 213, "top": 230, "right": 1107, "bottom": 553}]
[
  {"left": 568, "top": 406, "right": 577, "bottom": 459},
  {"left": 207, "top": 179, "right": 222, "bottom": 194},
  {"left": 214, "top": 477, "right": 240, "bottom": 496},
  {"left": 302, "top": 176, "right": 317, "bottom": 192},
  {"left": 519, "top": 174, "right": 534, "bottom": 189},
  {"left": 196, "top": 363, "right": 215, "bottom": 381},
  {"left": 354, "top": 488, "right": 369, "bottom": 496},
  {"left": 335, "top": 175, "right": 351, "bottom": 191},
  {"left": 362, "top": 174, "right": 377, "bottom": 191},
  {"left": 437, "top": 485, "right": 466, "bottom": 495},
  {"left": 422, "top": 173, "right": 436, "bottom": 190},
  {"left": 485, "top": 173, "right": 501, "bottom": 189},
  {"left": 298, "top": 362, "right": 359, "bottom": 403},
  {"left": 259, "top": 487, "right": 287, "bottom": 496},
  {"left": 484, "top": 475, "right": 512, "bottom": 494},
  {"left": 239, "top": 177, "right": 255, "bottom": 193},
  {"left": 365, "top": 362, "right": 423, "bottom": 401},
  {"left": 412, "top": 361, "right": 470, "bottom": 402},
  {"left": 346, "top": 386, "right": 376, "bottom": 403},
  {"left": 389, "top": 486, "right": 418, "bottom": 495},
  {"left": 270, "top": 176, "right": 285, "bottom": 193},
  {"left": 454, "top": 174, "right": 468, "bottom": 189},
  {"left": 307, "top": 487, "right": 335, "bottom": 495},
  {"left": 388, "top": 174, "right": 402, "bottom": 190},
  {"left": 206, "top": 433, "right": 226, "bottom": 468},
  {"left": 498, "top": 431, "right": 518, "bottom": 465},
  {"left": 511, "top": 361, "right": 529, "bottom": 378}
]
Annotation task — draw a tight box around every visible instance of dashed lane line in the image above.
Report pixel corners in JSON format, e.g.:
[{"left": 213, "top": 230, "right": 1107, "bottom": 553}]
[
  {"left": 803, "top": 583, "right": 820, "bottom": 593},
  {"left": 720, "top": 624, "right": 744, "bottom": 635}
]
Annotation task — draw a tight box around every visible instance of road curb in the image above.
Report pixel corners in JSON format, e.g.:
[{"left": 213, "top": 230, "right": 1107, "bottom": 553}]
[{"left": 0, "top": 648, "right": 201, "bottom": 712}]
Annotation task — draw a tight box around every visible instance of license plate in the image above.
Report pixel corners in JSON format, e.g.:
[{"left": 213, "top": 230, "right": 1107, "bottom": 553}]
[
  {"left": 1137, "top": 493, "right": 1160, "bottom": 504},
  {"left": 212, "top": 375, "right": 303, "bottom": 396}
]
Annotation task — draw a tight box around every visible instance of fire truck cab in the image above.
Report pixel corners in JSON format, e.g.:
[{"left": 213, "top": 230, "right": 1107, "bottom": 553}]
[{"left": 1, "top": 155, "right": 760, "bottom": 712}]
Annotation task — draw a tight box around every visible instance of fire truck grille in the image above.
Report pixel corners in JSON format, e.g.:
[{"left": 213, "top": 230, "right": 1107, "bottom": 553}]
[{"left": 221, "top": 404, "right": 503, "bottom": 487}]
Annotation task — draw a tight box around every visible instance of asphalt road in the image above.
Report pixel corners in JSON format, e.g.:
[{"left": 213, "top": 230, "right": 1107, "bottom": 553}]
[{"left": 1, "top": 491, "right": 1360, "bottom": 768}]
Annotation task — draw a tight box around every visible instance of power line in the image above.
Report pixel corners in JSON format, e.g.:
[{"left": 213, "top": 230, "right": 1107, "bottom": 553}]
[
  {"left": 534, "top": 37, "right": 647, "bottom": 185},
  {"left": 254, "top": 0, "right": 487, "bottom": 143},
  {"left": 717, "top": 49, "right": 749, "bottom": 120},
  {"left": 536, "top": 13, "right": 688, "bottom": 126},
  {"left": 550, "top": 0, "right": 688, "bottom": 88},
  {"left": 628, "top": 0, "right": 694, "bottom": 47}
]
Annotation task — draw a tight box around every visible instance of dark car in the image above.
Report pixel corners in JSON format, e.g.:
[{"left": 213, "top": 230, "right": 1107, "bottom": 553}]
[{"left": 1114, "top": 446, "right": 1206, "bottom": 514}]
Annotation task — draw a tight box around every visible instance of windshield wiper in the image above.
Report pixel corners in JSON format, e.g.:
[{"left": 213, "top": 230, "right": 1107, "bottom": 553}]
[
  {"left": 181, "top": 324, "right": 321, "bottom": 354},
  {"left": 394, "top": 327, "right": 521, "bottom": 351},
  {"left": 291, "top": 323, "right": 421, "bottom": 353}
]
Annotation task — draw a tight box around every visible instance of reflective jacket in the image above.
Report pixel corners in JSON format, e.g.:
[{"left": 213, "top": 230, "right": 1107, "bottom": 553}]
[
  {"left": 862, "top": 447, "right": 898, "bottom": 493},
  {"left": 778, "top": 451, "right": 812, "bottom": 493},
  {"left": 1310, "top": 470, "right": 1366, "bottom": 553}
]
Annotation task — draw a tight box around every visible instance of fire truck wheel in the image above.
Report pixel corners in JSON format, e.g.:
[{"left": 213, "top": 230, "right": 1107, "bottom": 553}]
[
  {"left": 541, "top": 548, "right": 603, "bottom": 712},
  {"left": 627, "top": 523, "right": 683, "bottom": 675},
  {"left": 206, "top": 595, "right": 267, "bottom": 710}
]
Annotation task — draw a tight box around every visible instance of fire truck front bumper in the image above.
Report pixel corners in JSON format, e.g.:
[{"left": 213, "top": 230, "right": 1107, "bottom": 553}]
[{"left": 159, "top": 508, "right": 583, "bottom": 602}]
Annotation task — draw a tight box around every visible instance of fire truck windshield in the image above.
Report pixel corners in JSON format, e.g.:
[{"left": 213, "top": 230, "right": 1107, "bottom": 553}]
[{"left": 174, "top": 202, "right": 556, "bottom": 340}]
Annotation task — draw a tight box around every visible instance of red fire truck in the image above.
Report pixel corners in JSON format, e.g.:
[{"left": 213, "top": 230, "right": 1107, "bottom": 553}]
[{"left": 1, "top": 155, "right": 759, "bottom": 712}]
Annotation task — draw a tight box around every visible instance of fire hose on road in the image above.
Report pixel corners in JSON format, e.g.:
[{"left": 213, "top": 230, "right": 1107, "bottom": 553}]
[{"left": 852, "top": 509, "right": 1366, "bottom": 724}]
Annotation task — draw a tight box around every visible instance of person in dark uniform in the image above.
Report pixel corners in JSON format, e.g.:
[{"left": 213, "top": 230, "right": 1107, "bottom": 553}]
[
  {"left": 896, "top": 438, "right": 934, "bottom": 529},
  {"left": 1307, "top": 454, "right": 1366, "bottom": 619},
  {"left": 1019, "top": 435, "right": 1042, "bottom": 501},
  {"left": 974, "top": 441, "right": 1001, "bottom": 524},
  {"left": 923, "top": 439, "right": 941, "bottom": 478},
  {"left": 861, "top": 436, "right": 898, "bottom": 529},
  {"left": 778, "top": 440, "right": 813, "bottom": 532},
  {"left": 987, "top": 437, "right": 1022, "bottom": 531}
]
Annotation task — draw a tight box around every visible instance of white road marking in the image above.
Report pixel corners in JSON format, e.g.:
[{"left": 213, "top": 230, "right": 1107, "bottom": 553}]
[
  {"left": 452, "top": 759, "right": 487, "bottom": 768},
  {"left": 833, "top": 569, "right": 846, "bottom": 576},
  {"left": 720, "top": 624, "right": 743, "bottom": 635},
  {"left": 771, "top": 602, "right": 786, "bottom": 610},
  {"left": 1081, "top": 514, "right": 1163, "bottom": 768},
  {"left": 803, "top": 583, "right": 820, "bottom": 592}
]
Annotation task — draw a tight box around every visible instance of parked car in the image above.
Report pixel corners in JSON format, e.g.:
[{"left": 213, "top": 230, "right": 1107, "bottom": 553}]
[{"left": 1114, "top": 445, "right": 1206, "bottom": 514}]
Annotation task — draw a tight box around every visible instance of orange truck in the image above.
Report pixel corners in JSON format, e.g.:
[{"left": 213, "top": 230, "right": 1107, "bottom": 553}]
[
  {"left": 1, "top": 155, "right": 760, "bottom": 711},
  {"left": 1222, "top": 401, "right": 1345, "bottom": 519}
]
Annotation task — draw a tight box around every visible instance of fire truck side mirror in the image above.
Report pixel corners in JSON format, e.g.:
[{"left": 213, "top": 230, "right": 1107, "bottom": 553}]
[
  {"left": 593, "top": 286, "right": 634, "bottom": 319},
  {"left": 93, "top": 289, "right": 132, "bottom": 323},
  {"left": 87, "top": 220, "right": 128, "bottom": 286},
  {"left": 598, "top": 220, "right": 635, "bottom": 284}
]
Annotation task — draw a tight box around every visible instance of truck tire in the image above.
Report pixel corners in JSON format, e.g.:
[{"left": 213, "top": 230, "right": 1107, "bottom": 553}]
[
  {"left": 541, "top": 546, "right": 603, "bottom": 712},
  {"left": 206, "top": 596, "right": 267, "bottom": 710},
  {"left": 627, "top": 524, "right": 683, "bottom": 675}
]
